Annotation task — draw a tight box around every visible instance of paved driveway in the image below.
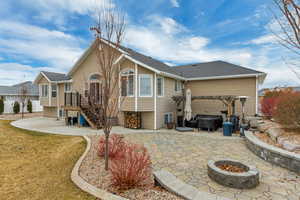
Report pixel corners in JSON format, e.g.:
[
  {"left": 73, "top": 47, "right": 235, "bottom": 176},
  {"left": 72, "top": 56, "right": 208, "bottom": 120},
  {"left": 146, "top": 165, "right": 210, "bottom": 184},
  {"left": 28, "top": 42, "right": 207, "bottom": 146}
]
[
  {"left": 11, "top": 117, "right": 158, "bottom": 136},
  {"left": 124, "top": 132, "right": 300, "bottom": 200}
]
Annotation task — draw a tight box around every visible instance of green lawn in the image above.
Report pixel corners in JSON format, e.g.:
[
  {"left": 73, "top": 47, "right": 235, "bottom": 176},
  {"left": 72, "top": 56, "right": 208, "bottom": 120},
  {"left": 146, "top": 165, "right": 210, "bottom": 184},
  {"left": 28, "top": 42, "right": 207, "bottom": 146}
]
[{"left": 0, "top": 120, "right": 96, "bottom": 200}]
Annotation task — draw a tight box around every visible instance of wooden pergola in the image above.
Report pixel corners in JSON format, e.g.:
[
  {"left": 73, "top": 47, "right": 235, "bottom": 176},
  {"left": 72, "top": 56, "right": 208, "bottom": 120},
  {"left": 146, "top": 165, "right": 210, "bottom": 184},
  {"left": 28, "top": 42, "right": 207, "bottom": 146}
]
[{"left": 172, "top": 95, "right": 248, "bottom": 121}]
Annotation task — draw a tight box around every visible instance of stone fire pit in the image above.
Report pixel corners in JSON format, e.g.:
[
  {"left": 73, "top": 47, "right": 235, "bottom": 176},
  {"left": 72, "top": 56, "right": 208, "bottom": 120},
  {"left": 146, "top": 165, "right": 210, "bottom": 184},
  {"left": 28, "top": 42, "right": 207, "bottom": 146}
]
[{"left": 207, "top": 159, "right": 259, "bottom": 189}]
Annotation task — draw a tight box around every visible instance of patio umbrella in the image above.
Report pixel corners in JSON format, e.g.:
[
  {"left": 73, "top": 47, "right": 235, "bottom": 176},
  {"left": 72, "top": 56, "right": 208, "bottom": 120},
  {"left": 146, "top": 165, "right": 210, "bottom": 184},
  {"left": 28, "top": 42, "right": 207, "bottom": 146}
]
[{"left": 184, "top": 88, "right": 192, "bottom": 121}]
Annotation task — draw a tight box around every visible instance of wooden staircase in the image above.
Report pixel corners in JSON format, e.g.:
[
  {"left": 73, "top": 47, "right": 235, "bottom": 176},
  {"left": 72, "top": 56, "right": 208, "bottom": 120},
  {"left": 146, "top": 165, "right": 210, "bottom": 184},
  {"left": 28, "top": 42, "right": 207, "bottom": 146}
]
[{"left": 80, "top": 106, "right": 103, "bottom": 129}]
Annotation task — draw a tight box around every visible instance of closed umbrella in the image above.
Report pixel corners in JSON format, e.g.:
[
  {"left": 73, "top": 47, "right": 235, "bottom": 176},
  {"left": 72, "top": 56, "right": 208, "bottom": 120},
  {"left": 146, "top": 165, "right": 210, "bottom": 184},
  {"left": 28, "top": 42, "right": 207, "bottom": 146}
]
[{"left": 184, "top": 88, "right": 192, "bottom": 121}]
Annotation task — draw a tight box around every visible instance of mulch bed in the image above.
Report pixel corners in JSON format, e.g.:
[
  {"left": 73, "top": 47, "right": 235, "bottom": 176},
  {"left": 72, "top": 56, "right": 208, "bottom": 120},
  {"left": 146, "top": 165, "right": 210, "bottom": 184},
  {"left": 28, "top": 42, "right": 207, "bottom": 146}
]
[
  {"left": 217, "top": 164, "right": 247, "bottom": 173},
  {"left": 79, "top": 135, "right": 183, "bottom": 200}
]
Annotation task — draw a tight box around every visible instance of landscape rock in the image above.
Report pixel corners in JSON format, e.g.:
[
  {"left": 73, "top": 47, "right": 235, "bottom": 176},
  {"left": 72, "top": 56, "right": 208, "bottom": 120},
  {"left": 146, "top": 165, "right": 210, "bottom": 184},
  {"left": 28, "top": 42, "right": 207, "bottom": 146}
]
[
  {"left": 277, "top": 137, "right": 288, "bottom": 145},
  {"left": 282, "top": 140, "right": 300, "bottom": 151},
  {"left": 266, "top": 128, "right": 282, "bottom": 142}
]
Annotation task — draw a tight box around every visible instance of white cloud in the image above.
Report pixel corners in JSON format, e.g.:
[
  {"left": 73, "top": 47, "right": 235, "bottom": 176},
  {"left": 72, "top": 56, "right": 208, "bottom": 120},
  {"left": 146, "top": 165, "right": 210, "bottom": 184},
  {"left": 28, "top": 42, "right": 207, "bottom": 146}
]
[
  {"left": 0, "top": 20, "right": 83, "bottom": 70},
  {"left": 170, "top": 0, "right": 180, "bottom": 8},
  {"left": 19, "top": 0, "right": 114, "bottom": 27},
  {"left": 124, "top": 16, "right": 252, "bottom": 66},
  {"left": 0, "top": 62, "right": 65, "bottom": 86},
  {"left": 250, "top": 34, "right": 277, "bottom": 45}
]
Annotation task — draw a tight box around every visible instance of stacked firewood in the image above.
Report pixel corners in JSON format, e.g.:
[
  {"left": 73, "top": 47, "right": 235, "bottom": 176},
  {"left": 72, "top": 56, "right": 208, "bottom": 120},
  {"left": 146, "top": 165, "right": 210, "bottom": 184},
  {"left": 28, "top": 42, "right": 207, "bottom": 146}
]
[{"left": 124, "top": 112, "right": 141, "bottom": 129}]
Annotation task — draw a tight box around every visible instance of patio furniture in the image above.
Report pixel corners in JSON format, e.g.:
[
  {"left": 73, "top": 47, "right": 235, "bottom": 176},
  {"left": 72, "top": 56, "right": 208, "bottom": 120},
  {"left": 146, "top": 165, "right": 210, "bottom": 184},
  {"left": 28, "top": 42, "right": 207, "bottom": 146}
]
[{"left": 185, "top": 114, "right": 223, "bottom": 132}]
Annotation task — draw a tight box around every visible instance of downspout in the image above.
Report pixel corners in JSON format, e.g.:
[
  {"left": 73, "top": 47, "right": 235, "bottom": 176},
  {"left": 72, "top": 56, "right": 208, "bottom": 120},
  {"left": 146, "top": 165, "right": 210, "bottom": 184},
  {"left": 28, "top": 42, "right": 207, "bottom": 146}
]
[
  {"left": 154, "top": 73, "right": 157, "bottom": 130},
  {"left": 57, "top": 83, "right": 60, "bottom": 119},
  {"left": 135, "top": 63, "right": 138, "bottom": 112}
]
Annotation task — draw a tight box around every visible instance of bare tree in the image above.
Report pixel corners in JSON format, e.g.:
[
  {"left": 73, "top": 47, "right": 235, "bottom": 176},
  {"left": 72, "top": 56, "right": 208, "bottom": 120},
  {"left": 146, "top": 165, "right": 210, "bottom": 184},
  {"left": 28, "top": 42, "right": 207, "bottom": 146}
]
[
  {"left": 84, "top": 4, "right": 125, "bottom": 170},
  {"left": 19, "top": 84, "right": 28, "bottom": 119},
  {"left": 272, "top": 0, "right": 300, "bottom": 54}
]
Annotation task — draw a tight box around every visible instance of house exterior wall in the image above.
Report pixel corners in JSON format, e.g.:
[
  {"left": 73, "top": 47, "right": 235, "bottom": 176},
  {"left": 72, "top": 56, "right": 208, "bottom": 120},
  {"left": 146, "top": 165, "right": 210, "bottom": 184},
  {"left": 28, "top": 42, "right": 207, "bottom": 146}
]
[
  {"left": 156, "top": 77, "right": 180, "bottom": 129},
  {"left": 43, "top": 106, "right": 57, "bottom": 118},
  {"left": 185, "top": 77, "right": 257, "bottom": 116},
  {"left": 141, "top": 111, "right": 154, "bottom": 129},
  {"left": 38, "top": 76, "right": 50, "bottom": 106}
]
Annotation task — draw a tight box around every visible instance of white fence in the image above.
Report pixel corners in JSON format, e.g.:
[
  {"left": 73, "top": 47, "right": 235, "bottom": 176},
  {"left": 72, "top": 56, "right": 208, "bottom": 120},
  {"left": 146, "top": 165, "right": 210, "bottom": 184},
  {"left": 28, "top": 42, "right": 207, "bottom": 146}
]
[{"left": 3, "top": 100, "right": 43, "bottom": 114}]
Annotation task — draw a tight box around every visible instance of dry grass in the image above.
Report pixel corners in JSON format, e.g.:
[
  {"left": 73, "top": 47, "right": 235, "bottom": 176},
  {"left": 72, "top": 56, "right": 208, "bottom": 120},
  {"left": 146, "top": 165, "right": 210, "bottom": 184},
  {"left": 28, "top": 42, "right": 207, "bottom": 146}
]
[{"left": 0, "top": 120, "right": 96, "bottom": 200}]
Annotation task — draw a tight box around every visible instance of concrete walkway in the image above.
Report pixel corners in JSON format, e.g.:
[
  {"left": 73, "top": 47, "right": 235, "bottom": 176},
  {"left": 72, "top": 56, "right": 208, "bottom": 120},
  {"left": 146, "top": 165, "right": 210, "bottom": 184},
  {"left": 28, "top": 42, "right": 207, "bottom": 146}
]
[{"left": 11, "top": 117, "right": 159, "bottom": 136}]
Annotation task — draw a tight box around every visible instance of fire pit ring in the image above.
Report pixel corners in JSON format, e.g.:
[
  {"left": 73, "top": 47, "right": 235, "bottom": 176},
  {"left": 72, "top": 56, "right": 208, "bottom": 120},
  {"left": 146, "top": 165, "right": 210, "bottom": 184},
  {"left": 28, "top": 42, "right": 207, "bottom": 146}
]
[{"left": 207, "top": 159, "right": 259, "bottom": 189}]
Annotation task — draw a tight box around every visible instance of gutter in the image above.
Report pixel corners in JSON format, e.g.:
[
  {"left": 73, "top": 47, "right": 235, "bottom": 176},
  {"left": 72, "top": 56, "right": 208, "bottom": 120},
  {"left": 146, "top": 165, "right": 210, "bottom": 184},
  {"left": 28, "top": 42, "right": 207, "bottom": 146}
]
[{"left": 185, "top": 73, "right": 266, "bottom": 82}]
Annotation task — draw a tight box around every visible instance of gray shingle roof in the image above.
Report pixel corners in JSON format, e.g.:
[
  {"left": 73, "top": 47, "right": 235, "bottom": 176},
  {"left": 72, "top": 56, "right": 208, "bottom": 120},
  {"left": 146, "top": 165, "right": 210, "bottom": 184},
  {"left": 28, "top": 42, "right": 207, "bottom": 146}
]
[
  {"left": 119, "top": 46, "right": 182, "bottom": 76},
  {"left": 0, "top": 81, "right": 38, "bottom": 96},
  {"left": 172, "top": 61, "right": 264, "bottom": 79},
  {"left": 41, "top": 71, "right": 71, "bottom": 82}
]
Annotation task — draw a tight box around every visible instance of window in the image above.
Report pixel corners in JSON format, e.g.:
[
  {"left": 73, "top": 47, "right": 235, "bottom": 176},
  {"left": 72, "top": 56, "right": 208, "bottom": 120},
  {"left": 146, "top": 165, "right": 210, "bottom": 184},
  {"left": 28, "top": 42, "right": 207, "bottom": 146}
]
[
  {"left": 157, "top": 76, "right": 164, "bottom": 97},
  {"left": 51, "top": 84, "right": 57, "bottom": 97},
  {"left": 65, "top": 83, "right": 72, "bottom": 92},
  {"left": 175, "top": 80, "right": 182, "bottom": 92},
  {"left": 164, "top": 113, "right": 173, "bottom": 124},
  {"left": 41, "top": 85, "right": 48, "bottom": 97},
  {"left": 84, "top": 82, "right": 89, "bottom": 97},
  {"left": 121, "top": 69, "right": 134, "bottom": 96},
  {"left": 139, "top": 74, "right": 152, "bottom": 97}
]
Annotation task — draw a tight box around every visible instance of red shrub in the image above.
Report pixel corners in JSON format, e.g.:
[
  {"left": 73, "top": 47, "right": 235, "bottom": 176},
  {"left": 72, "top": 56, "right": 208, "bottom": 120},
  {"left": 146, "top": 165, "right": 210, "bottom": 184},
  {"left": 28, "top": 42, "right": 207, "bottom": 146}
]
[
  {"left": 274, "top": 92, "right": 300, "bottom": 128},
  {"left": 109, "top": 143, "right": 152, "bottom": 189},
  {"left": 98, "top": 134, "right": 125, "bottom": 159},
  {"left": 261, "top": 97, "right": 278, "bottom": 117}
]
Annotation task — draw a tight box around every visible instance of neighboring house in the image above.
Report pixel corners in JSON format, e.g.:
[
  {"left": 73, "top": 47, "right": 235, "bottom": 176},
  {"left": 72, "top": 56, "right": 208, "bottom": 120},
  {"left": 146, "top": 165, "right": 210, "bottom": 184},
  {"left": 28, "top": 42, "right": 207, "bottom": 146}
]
[
  {"left": 34, "top": 39, "right": 266, "bottom": 129},
  {"left": 0, "top": 81, "right": 42, "bottom": 114},
  {"left": 0, "top": 81, "right": 39, "bottom": 101}
]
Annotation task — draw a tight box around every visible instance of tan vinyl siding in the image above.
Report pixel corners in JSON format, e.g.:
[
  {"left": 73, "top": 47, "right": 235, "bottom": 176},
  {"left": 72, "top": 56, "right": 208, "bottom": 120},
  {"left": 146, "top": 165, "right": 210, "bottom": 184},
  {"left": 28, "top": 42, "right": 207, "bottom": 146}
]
[
  {"left": 121, "top": 97, "right": 135, "bottom": 111},
  {"left": 43, "top": 106, "right": 57, "bottom": 118},
  {"left": 141, "top": 112, "right": 154, "bottom": 129},
  {"left": 185, "top": 77, "right": 257, "bottom": 116},
  {"left": 156, "top": 77, "right": 178, "bottom": 128},
  {"left": 58, "top": 83, "right": 65, "bottom": 106}
]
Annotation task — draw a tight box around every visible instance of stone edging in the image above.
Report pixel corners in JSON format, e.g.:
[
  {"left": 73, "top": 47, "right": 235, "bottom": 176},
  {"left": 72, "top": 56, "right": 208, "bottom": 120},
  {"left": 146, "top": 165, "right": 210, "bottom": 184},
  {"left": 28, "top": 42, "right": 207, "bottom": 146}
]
[
  {"left": 245, "top": 131, "right": 300, "bottom": 173},
  {"left": 154, "top": 170, "right": 230, "bottom": 200},
  {"left": 71, "top": 136, "right": 128, "bottom": 200}
]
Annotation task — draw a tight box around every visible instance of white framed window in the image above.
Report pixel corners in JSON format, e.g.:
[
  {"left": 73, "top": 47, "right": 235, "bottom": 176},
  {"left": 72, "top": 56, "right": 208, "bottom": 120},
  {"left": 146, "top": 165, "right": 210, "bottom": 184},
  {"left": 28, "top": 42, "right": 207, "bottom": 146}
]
[
  {"left": 164, "top": 112, "right": 173, "bottom": 124},
  {"left": 51, "top": 84, "right": 57, "bottom": 97},
  {"left": 139, "top": 74, "right": 153, "bottom": 97},
  {"left": 175, "top": 80, "right": 182, "bottom": 92},
  {"left": 121, "top": 69, "right": 134, "bottom": 97},
  {"left": 41, "top": 85, "right": 48, "bottom": 97},
  {"left": 64, "top": 83, "right": 72, "bottom": 92},
  {"left": 157, "top": 76, "right": 164, "bottom": 97}
]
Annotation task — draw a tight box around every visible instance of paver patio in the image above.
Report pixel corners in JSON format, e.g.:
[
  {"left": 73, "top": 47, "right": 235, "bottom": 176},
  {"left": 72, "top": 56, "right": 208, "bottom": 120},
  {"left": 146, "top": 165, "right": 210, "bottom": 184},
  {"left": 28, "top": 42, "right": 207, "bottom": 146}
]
[{"left": 124, "top": 132, "right": 300, "bottom": 200}]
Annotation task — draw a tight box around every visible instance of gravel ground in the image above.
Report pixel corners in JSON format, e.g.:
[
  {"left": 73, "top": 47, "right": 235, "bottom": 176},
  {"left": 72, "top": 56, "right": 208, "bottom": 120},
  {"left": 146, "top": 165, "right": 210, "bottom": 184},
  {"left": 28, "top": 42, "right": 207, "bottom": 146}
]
[{"left": 79, "top": 135, "right": 183, "bottom": 200}]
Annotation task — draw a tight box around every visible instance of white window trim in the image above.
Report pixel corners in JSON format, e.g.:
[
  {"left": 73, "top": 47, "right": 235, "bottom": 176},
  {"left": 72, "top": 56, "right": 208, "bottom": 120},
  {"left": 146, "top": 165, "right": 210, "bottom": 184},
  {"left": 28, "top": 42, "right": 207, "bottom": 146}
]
[
  {"left": 175, "top": 80, "right": 182, "bottom": 92},
  {"left": 157, "top": 76, "right": 164, "bottom": 97},
  {"left": 121, "top": 68, "right": 135, "bottom": 97},
  {"left": 139, "top": 74, "right": 153, "bottom": 97},
  {"left": 164, "top": 112, "right": 173, "bottom": 124},
  {"left": 41, "top": 84, "right": 48, "bottom": 97},
  {"left": 64, "top": 83, "right": 72, "bottom": 93},
  {"left": 51, "top": 84, "right": 57, "bottom": 98}
]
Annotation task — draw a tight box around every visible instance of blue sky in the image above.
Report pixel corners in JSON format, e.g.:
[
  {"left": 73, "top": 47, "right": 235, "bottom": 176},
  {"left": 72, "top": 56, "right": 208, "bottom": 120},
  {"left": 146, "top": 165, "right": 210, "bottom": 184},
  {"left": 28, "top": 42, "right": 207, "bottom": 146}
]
[{"left": 0, "top": 0, "right": 298, "bottom": 87}]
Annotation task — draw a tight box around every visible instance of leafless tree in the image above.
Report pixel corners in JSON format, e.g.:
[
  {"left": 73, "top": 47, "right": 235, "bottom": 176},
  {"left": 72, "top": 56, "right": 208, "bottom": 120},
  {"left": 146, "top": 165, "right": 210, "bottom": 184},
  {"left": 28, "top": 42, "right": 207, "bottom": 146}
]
[
  {"left": 272, "top": 0, "right": 300, "bottom": 54},
  {"left": 19, "top": 84, "right": 28, "bottom": 119},
  {"left": 85, "top": 3, "right": 125, "bottom": 170}
]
